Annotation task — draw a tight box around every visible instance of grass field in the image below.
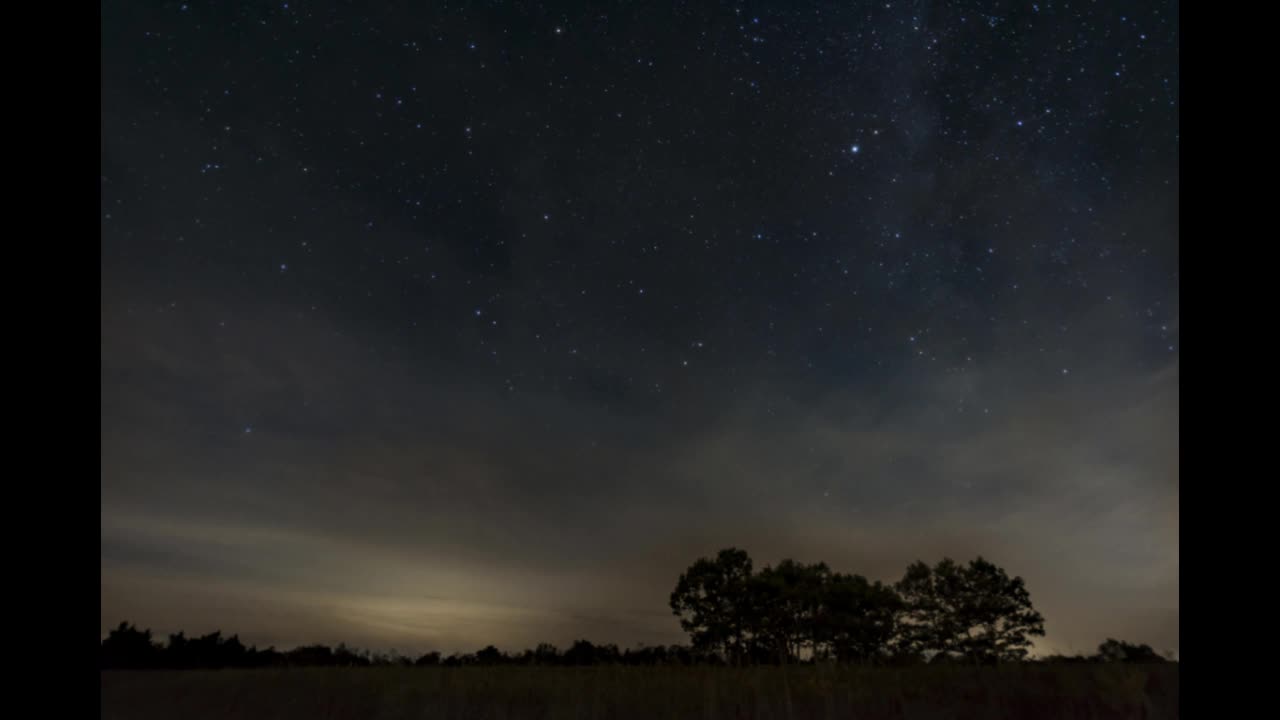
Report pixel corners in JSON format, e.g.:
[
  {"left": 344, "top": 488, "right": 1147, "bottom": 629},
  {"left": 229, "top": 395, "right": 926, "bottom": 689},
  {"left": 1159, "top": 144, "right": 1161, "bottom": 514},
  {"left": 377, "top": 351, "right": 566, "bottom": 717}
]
[{"left": 101, "top": 663, "right": 1178, "bottom": 719}]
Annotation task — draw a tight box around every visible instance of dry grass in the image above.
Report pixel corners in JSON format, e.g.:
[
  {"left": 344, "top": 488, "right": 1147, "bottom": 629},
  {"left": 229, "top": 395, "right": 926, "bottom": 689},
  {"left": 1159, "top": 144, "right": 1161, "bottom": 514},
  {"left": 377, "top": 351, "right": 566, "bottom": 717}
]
[{"left": 101, "top": 663, "right": 1177, "bottom": 719}]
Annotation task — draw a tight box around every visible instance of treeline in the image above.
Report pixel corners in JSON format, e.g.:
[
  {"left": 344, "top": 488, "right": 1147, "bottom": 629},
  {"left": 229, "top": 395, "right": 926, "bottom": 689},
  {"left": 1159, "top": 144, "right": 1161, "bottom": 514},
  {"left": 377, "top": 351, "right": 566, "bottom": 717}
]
[
  {"left": 99, "top": 622, "right": 1168, "bottom": 670},
  {"left": 100, "top": 624, "right": 714, "bottom": 670},
  {"left": 101, "top": 548, "right": 1174, "bottom": 670},
  {"left": 1041, "top": 639, "right": 1171, "bottom": 665}
]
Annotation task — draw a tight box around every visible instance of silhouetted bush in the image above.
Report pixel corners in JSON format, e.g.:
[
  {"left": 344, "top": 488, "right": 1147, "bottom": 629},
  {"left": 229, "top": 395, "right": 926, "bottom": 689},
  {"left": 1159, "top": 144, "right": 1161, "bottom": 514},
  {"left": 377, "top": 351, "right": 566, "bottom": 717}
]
[
  {"left": 101, "top": 622, "right": 161, "bottom": 669},
  {"left": 1094, "top": 638, "right": 1167, "bottom": 663}
]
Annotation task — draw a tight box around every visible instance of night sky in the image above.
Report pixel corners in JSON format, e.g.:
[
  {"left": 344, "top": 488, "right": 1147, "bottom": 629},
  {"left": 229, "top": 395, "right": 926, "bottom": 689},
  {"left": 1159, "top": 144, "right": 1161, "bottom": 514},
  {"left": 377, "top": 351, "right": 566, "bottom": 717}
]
[{"left": 101, "top": 1, "right": 1178, "bottom": 657}]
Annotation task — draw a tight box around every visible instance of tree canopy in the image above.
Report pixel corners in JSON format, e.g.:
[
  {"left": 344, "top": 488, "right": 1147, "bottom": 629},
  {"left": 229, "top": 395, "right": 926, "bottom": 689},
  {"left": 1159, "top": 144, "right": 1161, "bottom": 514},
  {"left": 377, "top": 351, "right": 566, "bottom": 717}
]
[
  {"left": 671, "top": 550, "right": 1046, "bottom": 664},
  {"left": 894, "top": 557, "right": 1046, "bottom": 663}
]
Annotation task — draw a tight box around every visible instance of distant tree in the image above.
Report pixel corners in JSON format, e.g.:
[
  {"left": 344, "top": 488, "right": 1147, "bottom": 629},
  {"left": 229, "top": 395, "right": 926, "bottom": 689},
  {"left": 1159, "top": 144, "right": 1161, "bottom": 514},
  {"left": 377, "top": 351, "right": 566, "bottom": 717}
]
[
  {"left": 1039, "top": 653, "right": 1094, "bottom": 664},
  {"left": 474, "top": 645, "right": 505, "bottom": 665},
  {"left": 561, "top": 639, "right": 619, "bottom": 665},
  {"left": 670, "top": 548, "right": 756, "bottom": 663},
  {"left": 819, "top": 572, "right": 902, "bottom": 663},
  {"left": 287, "top": 644, "right": 335, "bottom": 667},
  {"left": 371, "top": 649, "right": 411, "bottom": 667},
  {"left": 390, "top": 651, "right": 414, "bottom": 667},
  {"left": 561, "top": 639, "right": 591, "bottom": 665},
  {"left": 895, "top": 557, "right": 1045, "bottom": 663},
  {"left": 165, "top": 631, "right": 191, "bottom": 668},
  {"left": 894, "top": 559, "right": 958, "bottom": 659},
  {"left": 748, "top": 559, "right": 831, "bottom": 662},
  {"left": 331, "top": 642, "right": 369, "bottom": 667},
  {"left": 533, "top": 642, "right": 560, "bottom": 665},
  {"left": 624, "top": 643, "right": 673, "bottom": 666},
  {"left": 414, "top": 651, "right": 441, "bottom": 666},
  {"left": 101, "top": 622, "right": 160, "bottom": 669},
  {"left": 1095, "top": 638, "right": 1166, "bottom": 663},
  {"left": 250, "top": 646, "right": 285, "bottom": 667},
  {"left": 220, "top": 634, "right": 247, "bottom": 667},
  {"left": 666, "top": 644, "right": 696, "bottom": 665},
  {"left": 597, "top": 642, "right": 622, "bottom": 665}
]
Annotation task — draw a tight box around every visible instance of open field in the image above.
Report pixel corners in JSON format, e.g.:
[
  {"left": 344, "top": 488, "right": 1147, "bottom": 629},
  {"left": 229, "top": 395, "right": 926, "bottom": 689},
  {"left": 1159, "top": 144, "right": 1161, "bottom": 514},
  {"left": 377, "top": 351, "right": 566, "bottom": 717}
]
[{"left": 102, "top": 664, "right": 1178, "bottom": 719}]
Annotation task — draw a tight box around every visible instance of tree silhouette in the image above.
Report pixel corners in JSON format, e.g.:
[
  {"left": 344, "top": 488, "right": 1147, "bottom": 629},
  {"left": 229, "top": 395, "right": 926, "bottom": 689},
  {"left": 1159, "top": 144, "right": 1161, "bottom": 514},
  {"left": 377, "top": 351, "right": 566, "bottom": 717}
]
[
  {"left": 414, "top": 651, "right": 441, "bottom": 666},
  {"left": 820, "top": 572, "right": 902, "bottom": 664},
  {"left": 474, "top": 645, "right": 505, "bottom": 665},
  {"left": 101, "top": 622, "right": 160, "bottom": 669},
  {"left": 1039, "top": 652, "right": 1093, "bottom": 663},
  {"left": 534, "top": 642, "right": 560, "bottom": 665},
  {"left": 895, "top": 557, "right": 1045, "bottom": 663},
  {"left": 749, "top": 559, "right": 831, "bottom": 662},
  {"left": 669, "top": 547, "right": 755, "bottom": 663},
  {"left": 288, "top": 645, "right": 336, "bottom": 667},
  {"left": 1096, "top": 638, "right": 1166, "bottom": 663}
]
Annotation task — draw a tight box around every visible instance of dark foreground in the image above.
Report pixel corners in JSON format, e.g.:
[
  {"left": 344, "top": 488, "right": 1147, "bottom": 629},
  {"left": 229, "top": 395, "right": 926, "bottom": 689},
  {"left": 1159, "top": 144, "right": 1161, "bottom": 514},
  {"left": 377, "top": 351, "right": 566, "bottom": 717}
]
[{"left": 102, "top": 664, "right": 1178, "bottom": 719}]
